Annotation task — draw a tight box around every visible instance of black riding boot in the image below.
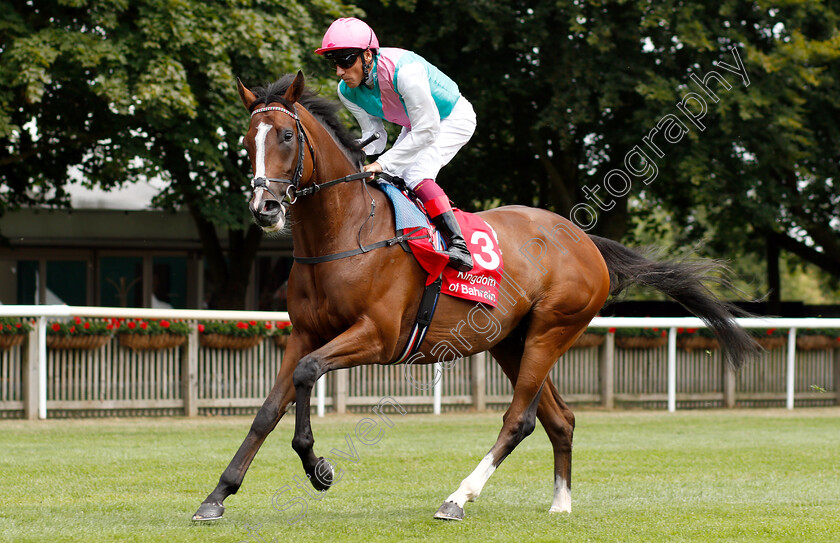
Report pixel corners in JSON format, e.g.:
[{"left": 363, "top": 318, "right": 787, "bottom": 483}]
[{"left": 431, "top": 211, "right": 474, "bottom": 272}]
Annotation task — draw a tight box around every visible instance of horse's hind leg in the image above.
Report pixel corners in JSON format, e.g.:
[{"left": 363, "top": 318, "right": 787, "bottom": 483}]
[
  {"left": 489, "top": 338, "right": 576, "bottom": 513},
  {"left": 192, "top": 347, "right": 297, "bottom": 521},
  {"left": 434, "top": 319, "right": 586, "bottom": 521},
  {"left": 540, "top": 379, "right": 575, "bottom": 513}
]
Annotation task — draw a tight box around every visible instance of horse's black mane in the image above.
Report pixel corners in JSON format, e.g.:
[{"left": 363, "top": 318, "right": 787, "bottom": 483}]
[{"left": 249, "top": 74, "right": 363, "bottom": 163}]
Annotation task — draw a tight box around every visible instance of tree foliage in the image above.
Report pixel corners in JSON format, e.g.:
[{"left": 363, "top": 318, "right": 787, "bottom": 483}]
[
  {"left": 0, "top": 0, "right": 354, "bottom": 308},
  {"left": 357, "top": 0, "right": 840, "bottom": 288},
  {"left": 626, "top": 2, "right": 840, "bottom": 286}
]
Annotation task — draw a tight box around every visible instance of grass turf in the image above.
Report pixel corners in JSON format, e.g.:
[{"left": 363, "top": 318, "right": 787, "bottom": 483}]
[{"left": 1, "top": 408, "right": 839, "bottom": 542}]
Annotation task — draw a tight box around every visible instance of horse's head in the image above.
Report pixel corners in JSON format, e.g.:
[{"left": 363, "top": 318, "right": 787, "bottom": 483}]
[{"left": 238, "top": 71, "right": 311, "bottom": 233}]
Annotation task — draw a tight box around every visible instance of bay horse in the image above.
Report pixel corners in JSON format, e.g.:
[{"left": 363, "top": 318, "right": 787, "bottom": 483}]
[{"left": 192, "top": 71, "right": 757, "bottom": 522}]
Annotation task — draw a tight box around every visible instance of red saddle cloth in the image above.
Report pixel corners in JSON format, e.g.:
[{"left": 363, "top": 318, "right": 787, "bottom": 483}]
[{"left": 404, "top": 209, "right": 504, "bottom": 307}]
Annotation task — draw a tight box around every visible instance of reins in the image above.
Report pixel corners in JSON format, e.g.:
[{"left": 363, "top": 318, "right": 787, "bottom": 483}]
[{"left": 249, "top": 105, "right": 428, "bottom": 265}]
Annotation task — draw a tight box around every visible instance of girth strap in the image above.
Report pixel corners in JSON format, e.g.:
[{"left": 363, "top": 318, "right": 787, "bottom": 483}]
[
  {"left": 293, "top": 226, "right": 428, "bottom": 265},
  {"left": 392, "top": 275, "right": 443, "bottom": 365}
]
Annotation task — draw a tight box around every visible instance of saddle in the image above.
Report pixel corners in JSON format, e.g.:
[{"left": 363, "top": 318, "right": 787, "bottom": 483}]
[{"left": 376, "top": 173, "right": 503, "bottom": 302}]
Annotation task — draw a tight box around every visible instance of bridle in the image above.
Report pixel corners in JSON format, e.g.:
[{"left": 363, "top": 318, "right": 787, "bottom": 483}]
[
  {"left": 248, "top": 104, "right": 370, "bottom": 205},
  {"left": 248, "top": 102, "right": 427, "bottom": 264},
  {"left": 249, "top": 104, "right": 312, "bottom": 206}
]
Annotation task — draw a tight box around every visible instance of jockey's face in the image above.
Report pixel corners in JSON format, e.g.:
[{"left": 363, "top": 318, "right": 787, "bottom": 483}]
[{"left": 336, "top": 50, "right": 373, "bottom": 88}]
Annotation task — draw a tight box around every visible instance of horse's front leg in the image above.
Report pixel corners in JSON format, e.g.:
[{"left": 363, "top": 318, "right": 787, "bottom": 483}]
[
  {"left": 192, "top": 334, "right": 309, "bottom": 521},
  {"left": 291, "top": 320, "right": 384, "bottom": 491}
]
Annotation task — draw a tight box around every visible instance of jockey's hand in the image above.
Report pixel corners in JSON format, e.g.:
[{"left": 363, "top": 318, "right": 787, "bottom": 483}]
[{"left": 362, "top": 161, "right": 382, "bottom": 179}]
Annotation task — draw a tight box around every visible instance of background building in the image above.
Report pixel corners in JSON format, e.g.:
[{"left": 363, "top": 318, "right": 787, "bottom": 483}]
[{"left": 0, "top": 182, "right": 293, "bottom": 310}]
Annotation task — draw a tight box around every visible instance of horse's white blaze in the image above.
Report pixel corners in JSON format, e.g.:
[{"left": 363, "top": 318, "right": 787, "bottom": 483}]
[
  {"left": 549, "top": 475, "right": 571, "bottom": 513},
  {"left": 253, "top": 122, "right": 286, "bottom": 232},
  {"left": 444, "top": 452, "right": 497, "bottom": 508},
  {"left": 254, "top": 122, "right": 271, "bottom": 179}
]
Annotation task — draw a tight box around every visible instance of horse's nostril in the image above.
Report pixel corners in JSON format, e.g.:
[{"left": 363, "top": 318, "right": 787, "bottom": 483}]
[{"left": 261, "top": 199, "right": 281, "bottom": 215}]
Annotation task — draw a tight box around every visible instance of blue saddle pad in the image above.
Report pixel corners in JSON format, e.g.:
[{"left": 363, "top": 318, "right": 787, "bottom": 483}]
[
  {"left": 377, "top": 181, "right": 445, "bottom": 250},
  {"left": 377, "top": 181, "right": 432, "bottom": 231}
]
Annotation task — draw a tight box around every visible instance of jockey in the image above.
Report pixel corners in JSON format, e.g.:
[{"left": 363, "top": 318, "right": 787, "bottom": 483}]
[{"left": 316, "top": 17, "right": 476, "bottom": 272}]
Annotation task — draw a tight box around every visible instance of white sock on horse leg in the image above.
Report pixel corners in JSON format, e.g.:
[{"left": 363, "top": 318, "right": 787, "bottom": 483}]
[
  {"left": 549, "top": 475, "right": 572, "bottom": 513},
  {"left": 444, "top": 452, "right": 496, "bottom": 508}
]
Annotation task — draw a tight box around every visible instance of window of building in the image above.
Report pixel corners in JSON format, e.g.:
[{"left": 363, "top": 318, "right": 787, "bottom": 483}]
[
  {"left": 14, "top": 260, "right": 38, "bottom": 305},
  {"left": 8, "top": 259, "right": 88, "bottom": 305},
  {"left": 152, "top": 256, "right": 187, "bottom": 309},
  {"left": 47, "top": 260, "right": 88, "bottom": 305},
  {"left": 99, "top": 256, "right": 143, "bottom": 307}
]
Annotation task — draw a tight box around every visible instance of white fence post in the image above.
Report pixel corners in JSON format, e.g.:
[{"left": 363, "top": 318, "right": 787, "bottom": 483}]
[
  {"left": 433, "top": 362, "right": 442, "bottom": 415},
  {"left": 600, "top": 331, "right": 615, "bottom": 409},
  {"left": 786, "top": 328, "right": 797, "bottom": 410},
  {"left": 182, "top": 329, "right": 199, "bottom": 417},
  {"left": 316, "top": 375, "right": 326, "bottom": 417},
  {"left": 23, "top": 326, "right": 39, "bottom": 420},
  {"left": 334, "top": 369, "right": 348, "bottom": 414},
  {"left": 37, "top": 316, "right": 47, "bottom": 420},
  {"left": 723, "top": 364, "right": 736, "bottom": 408},
  {"left": 470, "top": 354, "right": 486, "bottom": 411},
  {"left": 835, "top": 348, "right": 840, "bottom": 407},
  {"left": 667, "top": 326, "right": 677, "bottom": 413}
]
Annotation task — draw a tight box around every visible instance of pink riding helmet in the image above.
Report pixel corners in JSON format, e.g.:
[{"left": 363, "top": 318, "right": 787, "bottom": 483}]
[{"left": 315, "top": 17, "right": 380, "bottom": 55}]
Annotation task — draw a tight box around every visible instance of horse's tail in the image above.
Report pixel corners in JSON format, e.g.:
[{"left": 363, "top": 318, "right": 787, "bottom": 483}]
[{"left": 588, "top": 235, "right": 759, "bottom": 370}]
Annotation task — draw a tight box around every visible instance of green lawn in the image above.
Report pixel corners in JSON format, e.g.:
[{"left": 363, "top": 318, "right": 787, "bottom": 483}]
[{"left": 2, "top": 408, "right": 839, "bottom": 542}]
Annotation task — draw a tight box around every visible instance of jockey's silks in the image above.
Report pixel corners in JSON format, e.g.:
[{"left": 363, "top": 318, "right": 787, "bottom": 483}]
[{"left": 339, "top": 48, "right": 460, "bottom": 129}]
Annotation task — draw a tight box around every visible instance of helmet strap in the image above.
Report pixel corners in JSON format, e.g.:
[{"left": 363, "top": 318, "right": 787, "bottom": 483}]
[{"left": 362, "top": 49, "right": 373, "bottom": 85}]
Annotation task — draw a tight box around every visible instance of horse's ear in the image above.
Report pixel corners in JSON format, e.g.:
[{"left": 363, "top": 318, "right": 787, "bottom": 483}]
[
  {"left": 283, "top": 71, "right": 305, "bottom": 104},
  {"left": 237, "top": 78, "right": 258, "bottom": 110}
]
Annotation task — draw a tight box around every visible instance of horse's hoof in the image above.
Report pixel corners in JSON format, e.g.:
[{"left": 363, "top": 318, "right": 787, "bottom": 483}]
[
  {"left": 433, "top": 501, "right": 465, "bottom": 521},
  {"left": 192, "top": 501, "right": 224, "bottom": 521},
  {"left": 310, "top": 457, "right": 334, "bottom": 491}
]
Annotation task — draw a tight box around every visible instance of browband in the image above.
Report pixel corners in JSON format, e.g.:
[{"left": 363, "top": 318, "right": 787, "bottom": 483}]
[{"left": 251, "top": 106, "right": 298, "bottom": 119}]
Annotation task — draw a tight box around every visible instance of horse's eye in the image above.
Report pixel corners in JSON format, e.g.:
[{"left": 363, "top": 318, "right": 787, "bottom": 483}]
[{"left": 283, "top": 130, "right": 294, "bottom": 142}]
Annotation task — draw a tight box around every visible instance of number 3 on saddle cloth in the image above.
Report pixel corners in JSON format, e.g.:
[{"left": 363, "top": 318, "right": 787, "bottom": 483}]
[{"left": 377, "top": 180, "right": 504, "bottom": 305}]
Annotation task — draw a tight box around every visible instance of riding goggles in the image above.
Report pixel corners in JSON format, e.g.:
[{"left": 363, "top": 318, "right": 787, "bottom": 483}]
[{"left": 326, "top": 50, "right": 362, "bottom": 69}]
